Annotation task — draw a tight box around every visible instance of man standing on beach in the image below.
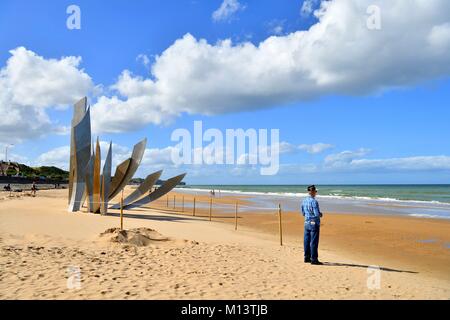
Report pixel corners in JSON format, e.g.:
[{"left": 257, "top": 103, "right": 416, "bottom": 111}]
[{"left": 302, "top": 185, "right": 323, "bottom": 265}]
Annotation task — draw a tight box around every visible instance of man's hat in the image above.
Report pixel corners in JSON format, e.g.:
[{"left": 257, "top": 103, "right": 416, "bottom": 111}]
[{"left": 307, "top": 185, "right": 317, "bottom": 192}]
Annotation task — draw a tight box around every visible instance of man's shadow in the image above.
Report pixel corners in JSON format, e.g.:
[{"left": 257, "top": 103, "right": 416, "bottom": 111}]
[{"left": 321, "top": 262, "right": 418, "bottom": 274}]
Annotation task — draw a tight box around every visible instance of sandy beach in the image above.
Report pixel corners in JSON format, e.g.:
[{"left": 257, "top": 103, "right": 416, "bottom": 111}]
[{"left": 0, "top": 188, "right": 449, "bottom": 299}]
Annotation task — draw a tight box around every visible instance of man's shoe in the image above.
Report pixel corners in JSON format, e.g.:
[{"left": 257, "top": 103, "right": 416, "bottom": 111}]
[
  {"left": 311, "top": 260, "right": 323, "bottom": 265},
  {"left": 304, "top": 258, "right": 311, "bottom": 263}
]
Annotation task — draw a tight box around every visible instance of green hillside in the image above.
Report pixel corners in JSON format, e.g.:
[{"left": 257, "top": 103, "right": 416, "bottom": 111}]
[{"left": 14, "top": 163, "right": 69, "bottom": 181}]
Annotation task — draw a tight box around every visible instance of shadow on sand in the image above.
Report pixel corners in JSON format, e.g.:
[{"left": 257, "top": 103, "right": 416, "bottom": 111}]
[
  {"left": 108, "top": 208, "right": 418, "bottom": 274},
  {"left": 108, "top": 211, "right": 195, "bottom": 223},
  {"left": 321, "top": 262, "right": 418, "bottom": 274},
  {"left": 116, "top": 207, "right": 242, "bottom": 220}
]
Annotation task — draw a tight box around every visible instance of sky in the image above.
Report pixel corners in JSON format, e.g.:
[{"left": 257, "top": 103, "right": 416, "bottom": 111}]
[{"left": 0, "top": 0, "right": 449, "bottom": 184}]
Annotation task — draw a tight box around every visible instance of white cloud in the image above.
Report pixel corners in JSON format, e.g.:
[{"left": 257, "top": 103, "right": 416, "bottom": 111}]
[
  {"left": 324, "top": 148, "right": 371, "bottom": 169},
  {"left": 322, "top": 148, "right": 450, "bottom": 172},
  {"left": 136, "top": 54, "right": 151, "bottom": 68},
  {"left": 278, "top": 141, "right": 298, "bottom": 154},
  {"left": 142, "top": 146, "right": 180, "bottom": 167},
  {"left": 300, "top": 0, "right": 320, "bottom": 17},
  {"left": 53, "top": 125, "right": 71, "bottom": 136},
  {"left": 212, "top": 0, "right": 245, "bottom": 22},
  {"left": 428, "top": 22, "right": 450, "bottom": 52},
  {"left": 263, "top": 141, "right": 333, "bottom": 154},
  {"left": 0, "top": 47, "right": 93, "bottom": 143},
  {"left": 349, "top": 156, "right": 450, "bottom": 172},
  {"left": 299, "top": 143, "right": 333, "bottom": 154},
  {"left": 36, "top": 146, "right": 70, "bottom": 169},
  {"left": 267, "top": 19, "right": 286, "bottom": 36},
  {"left": 89, "top": 0, "right": 450, "bottom": 134},
  {"left": 2, "top": 47, "right": 92, "bottom": 108}
]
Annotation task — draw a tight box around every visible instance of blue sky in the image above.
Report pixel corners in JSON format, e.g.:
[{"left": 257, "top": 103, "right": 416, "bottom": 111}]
[{"left": 1, "top": 0, "right": 449, "bottom": 184}]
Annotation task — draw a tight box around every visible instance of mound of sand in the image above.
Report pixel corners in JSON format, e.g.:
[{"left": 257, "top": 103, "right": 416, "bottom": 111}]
[{"left": 99, "top": 227, "right": 170, "bottom": 246}]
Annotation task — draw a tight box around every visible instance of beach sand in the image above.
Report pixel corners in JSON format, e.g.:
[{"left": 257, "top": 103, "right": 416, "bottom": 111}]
[{"left": 0, "top": 188, "right": 449, "bottom": 299}]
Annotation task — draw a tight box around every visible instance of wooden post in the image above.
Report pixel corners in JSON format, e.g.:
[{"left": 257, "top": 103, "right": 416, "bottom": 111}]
[
  {"left": 193, "top": 197, "right": 196, "bottom": 216},
  {"left": 120, "top": 191, "right": 124, "bottom": 231},
  {"left": 173, "top": 195, "right": 176, "bottom": 210},
  {"left": 209, "top": 197, "right": 212, "bottom": 221},
  {"left": 166, "top": 195, "right": 169, "bottom": 207},
  {"left": 278, "top": 203, "right": 282, "bottom": 246},
  {"left": 182, "top": 196, "right": 184, "bottom": 212},
  {"left": 235, "top": 201, "right": 238, "bottom": 231}
]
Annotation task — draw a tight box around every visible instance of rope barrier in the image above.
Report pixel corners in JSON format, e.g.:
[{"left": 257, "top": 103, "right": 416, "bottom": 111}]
[
  {"left": 237, "top": 205, "right": 280, "bottom": 211},
  {"left": 67, "top": 200, "right": 281, "bottom": 211}
]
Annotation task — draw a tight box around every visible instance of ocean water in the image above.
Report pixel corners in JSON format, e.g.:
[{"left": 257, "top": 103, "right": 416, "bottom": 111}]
[
  {"left": 177, "top": 185, "right": 450, "bottom": 219},
  {"left": 182, "top": 185, "right": 450, "bottom": 203}
]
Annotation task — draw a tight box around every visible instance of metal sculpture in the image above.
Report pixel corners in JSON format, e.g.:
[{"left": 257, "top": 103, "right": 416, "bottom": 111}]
[
  {"left": 108, "top": 159, "right": 132, "bottom": 200},
  {"left": 100, "top": 142, "right": 112, "bottom": 215},
  {"left": 108, "top": 138, "right": 147, "bottom": 200},
  {"left": 111, "top": 170, "right": 163, "bottom": 209},
  {"left": 68, "top": 107, "right": 91, "bottom": 212},
  {"left": 125, "top": 173, "right": 186, "bottom": 209},
  {"left": 67, "top": 97, "right": 186, "bottom": 214},
  {"left": 92, "top": 138, "right": 101, "bottom": 213},
  {"left": 68, "top": 97, "right": 87, "bottom": 204},
  {"left": 84, "top": 154, "right": 94, "bottom": 212}
]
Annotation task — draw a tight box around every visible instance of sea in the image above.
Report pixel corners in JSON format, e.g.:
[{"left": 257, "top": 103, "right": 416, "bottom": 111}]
[{"left": 175, "top": 185, "right": 450, "bottom": 220}]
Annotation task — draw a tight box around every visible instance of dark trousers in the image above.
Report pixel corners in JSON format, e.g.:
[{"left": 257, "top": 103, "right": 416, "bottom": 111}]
[{"left": 304, "top": 222, "right": 320, "bottom": 261}]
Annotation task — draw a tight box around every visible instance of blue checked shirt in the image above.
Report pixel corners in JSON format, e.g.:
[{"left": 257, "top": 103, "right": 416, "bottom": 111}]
[{"left": 301, "top": 196, "right": 322, "bottom": 225}]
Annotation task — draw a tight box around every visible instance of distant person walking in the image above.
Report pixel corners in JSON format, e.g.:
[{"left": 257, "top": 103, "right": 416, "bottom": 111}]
[
  {"left": 301, "top": 185, "right": 323, "bottom": 265},
  {"left": 31, "top": 182, "right": 37, "bottom": 196}
]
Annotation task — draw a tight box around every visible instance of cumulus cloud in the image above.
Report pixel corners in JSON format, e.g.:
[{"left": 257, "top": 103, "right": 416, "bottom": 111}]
[
  {"left": 141, "top": 146, "right": 179, "bottom": 167},
  {"left": 36, "top": 146, "right": 71, "bottom": 169},
  {"left": 428, "top": 22, "right": 450, "bottom": 52},
  {"left": 89, "top": 0, "right": 450, "bottom": 134},
  {"left": 2, "top": 47, "right": 92, "bottom": 108},
  {"left": 324, "top": 148, "right": 371, "bottom": 169},
  {"left": 212, "top": 0, "right": 245, "bottom": 22},
  {"left": 90, "top": 71, "right": 178, "bottom": 133},
  {"left": 0, "top": 47, "right": 93, "bottom": 143}
]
